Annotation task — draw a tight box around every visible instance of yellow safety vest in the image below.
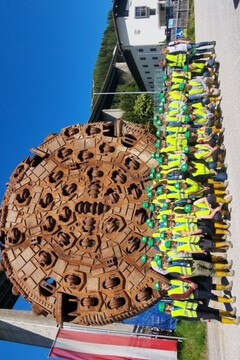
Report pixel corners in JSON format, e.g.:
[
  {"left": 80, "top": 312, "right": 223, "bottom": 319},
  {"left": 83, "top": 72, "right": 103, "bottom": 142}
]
[
  {"left": 188, "top": 87, "right": 205, "bottom": 95},
  {"left": 166, "top": 126, "right": 188, "bottom": 134},
  {"left": 168, "top": 101, "right": 185, "bottom": 111},
  {"left": 174, "top": 235, "right": 201, "bottom": 243},
  {"left": 188, "top": 80, "right": 203, "bottom": 87},
  {"left": 165, "top": 115, "right": 181, "bottom": 122},
  {"left": 181, "top": 178, "right": 204, "bottom": 195},
  {"left": 172, "top": 222, "right": 199, "bottom": 234},
  {"left": 166, "top": 53, "right": 187, "bottom": 67},
  {"left": 194, "top": 144, "right": 211, "bottom": 159},
  {"left": 173, "top": 300, "right": 198, "bottom": 310},
  {"left": 171, "top": 308, "right": 198, "bottom": 318},
  {"left": 171, "top": 71, "right": 189, "bottom": 80},
  {"left": 166, "top": 135, "right": 186, "bottom": 147},
  {"left": 168, "top": 279, "right": 195, "bottom": 299},
  {"left": 192, "top": 162, "right": 213, "bottom": 177},
  {"left": 167, "top": 265, "right": 193, "bottom": 276},
  {"left": 168, "top": 91, "right": 186, "bottom": 101},
  {"left": 191, "top": 62, "right": 205, "bottom": 73},
  {"left": 176, "top": 242, "right": 202, "bottom": 253}
]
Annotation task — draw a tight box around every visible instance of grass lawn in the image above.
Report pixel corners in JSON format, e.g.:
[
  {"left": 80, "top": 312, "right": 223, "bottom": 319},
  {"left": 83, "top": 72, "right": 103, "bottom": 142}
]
[{"left": 176, "top": 321, "right": 207, "bottom": 360}]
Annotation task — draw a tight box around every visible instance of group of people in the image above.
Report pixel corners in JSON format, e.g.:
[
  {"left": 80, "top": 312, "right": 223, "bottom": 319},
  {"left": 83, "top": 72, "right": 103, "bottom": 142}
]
[{"left": 143, "top": 40, "right": 238, "bottom": 325}]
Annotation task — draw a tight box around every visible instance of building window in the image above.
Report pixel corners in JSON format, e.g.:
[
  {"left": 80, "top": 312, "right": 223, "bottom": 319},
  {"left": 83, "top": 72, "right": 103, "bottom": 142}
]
[
  {"left": 150, "top": 9, "right": 156, "bottom": 15},
  {"left": 135, "top": 6, "right": 148, "bottom": 18},
  {"left": 140, "top": 57, "right": 146, "bottom": 60},
  {"left": 152, "top": 57, "right": 158, "bottom": 60},
  {"left": 147, "top": 77, "right": 152, "bottom": 79},
  {"left": 149, "top": 81, "right": 153, "bottom": 84},
  {"left": 143, "top": 65, "right": 148, "bottom": 68},
  {"left": 150, "top": 48, "right": 157, "bottom": 52},
  {"left": 138, "top": 48, "right": 144, "bottom": 52},
  {"left": 145, "top": 71, "right": 150, "bottom": 74},
  {"left": 154, "top": 64, "right": 159, "bottom": 67}
]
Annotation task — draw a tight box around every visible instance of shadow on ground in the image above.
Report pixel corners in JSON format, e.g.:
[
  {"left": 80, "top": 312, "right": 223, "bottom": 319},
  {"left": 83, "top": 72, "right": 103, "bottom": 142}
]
[{"left": 233, "top": 0, "right": 239, "bottom": 9}]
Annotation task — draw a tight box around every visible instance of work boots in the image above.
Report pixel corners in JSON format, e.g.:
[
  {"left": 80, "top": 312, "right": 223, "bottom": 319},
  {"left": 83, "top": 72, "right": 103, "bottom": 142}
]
[{"left": 221, "top": 317, "right": 239, "bottom": 325}]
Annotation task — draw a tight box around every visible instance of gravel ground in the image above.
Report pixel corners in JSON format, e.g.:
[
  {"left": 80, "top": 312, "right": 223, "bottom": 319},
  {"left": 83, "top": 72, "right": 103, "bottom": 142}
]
[{"left": 194, "top": 1, "right": 240, "bottom": 359}]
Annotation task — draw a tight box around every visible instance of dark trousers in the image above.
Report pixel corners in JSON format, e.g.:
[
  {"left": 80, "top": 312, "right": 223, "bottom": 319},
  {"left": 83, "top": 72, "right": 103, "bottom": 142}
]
[{"left": 197, "top": 305, "right": 221, "bottom": 321}]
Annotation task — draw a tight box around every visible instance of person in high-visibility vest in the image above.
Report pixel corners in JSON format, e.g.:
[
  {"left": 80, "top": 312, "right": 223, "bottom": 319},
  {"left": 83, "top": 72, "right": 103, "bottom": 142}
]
[
  {"left": 173, "top": 197, "right": 223, "bottom": 221},
  {"left": 157, "top": 278, "right": 234, "bottom": 304},
  {"left": 158, "top": 301, "right": 239, "bottom": 325},
  {"left": 160, "top": 53, "right": 187, "bottom": 68},
  {"left": 152, "top": 256, "right": 234, "bottom": 278},
  {"left": 158, "top": 236, "right": 231, "bottom": 253},
  {"left": 185, "top": 161, "right": 228, "bottom": 182}
]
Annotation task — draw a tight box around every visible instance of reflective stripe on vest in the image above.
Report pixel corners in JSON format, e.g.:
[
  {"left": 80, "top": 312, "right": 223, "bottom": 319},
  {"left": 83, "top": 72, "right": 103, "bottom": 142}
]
[
  {"left": 172, "top": 300, "right": 198, "bottom": 310},
  {"left": 171, "top": 308, "right": 198, "bottom": 318},
  {"left": 175, "top": 235, "right": 201, "bottom": 243},
  {"left": 177, "top": 243, "right": 202, "bottom": 253}
]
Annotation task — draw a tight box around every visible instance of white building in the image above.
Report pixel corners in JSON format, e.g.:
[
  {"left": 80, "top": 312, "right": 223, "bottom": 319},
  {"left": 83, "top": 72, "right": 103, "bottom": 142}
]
[{"left": 113, "top": 0, "right": 168, "bottom": 92}]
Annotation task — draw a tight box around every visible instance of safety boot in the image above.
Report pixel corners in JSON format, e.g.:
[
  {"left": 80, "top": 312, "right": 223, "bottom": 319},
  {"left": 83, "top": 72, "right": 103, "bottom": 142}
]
[
  {"left": 215, "top": 281, "right": 233, "bottom": 291},
  {"left": 215, "top": 270, "right": 234, "bottom": 277},
  {"left": 220, "top": 309, "right": 237, "bottom": 318},
  {"left": 214, "top": 261, "right": 233, "bottom": 270},
  {"left": 217, "top": 296, "right": 236, "bottom": 304},
  {"left": 221, "top": 317, "right": 239, "bottom": 325}
]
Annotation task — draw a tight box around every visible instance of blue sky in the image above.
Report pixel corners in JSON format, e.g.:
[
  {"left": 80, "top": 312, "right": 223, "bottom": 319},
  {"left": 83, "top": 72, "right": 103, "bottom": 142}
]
[{"left": 0, "top": 0, "right": 112, "bottom": 358}]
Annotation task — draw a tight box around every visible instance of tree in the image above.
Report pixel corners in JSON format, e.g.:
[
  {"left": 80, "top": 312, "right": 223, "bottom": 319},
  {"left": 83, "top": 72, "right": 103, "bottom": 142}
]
[
  {"left": 92, "top": 12, "right": 117, "bottom": 104},
  {"left": 133, "top": 94, "right": 154, "bottom": 123}
]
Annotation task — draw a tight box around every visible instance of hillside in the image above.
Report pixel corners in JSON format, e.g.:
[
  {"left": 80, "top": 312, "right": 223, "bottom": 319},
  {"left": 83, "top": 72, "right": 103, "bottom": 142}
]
[{"left": 92, "top": 11, "right": 117, "bottom": 104}]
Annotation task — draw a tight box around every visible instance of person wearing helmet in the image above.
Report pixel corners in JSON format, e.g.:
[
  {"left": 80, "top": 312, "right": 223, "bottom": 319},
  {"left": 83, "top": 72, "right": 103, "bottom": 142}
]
[
  {"left": 158, "top": 278, "right": 234, "bottom": 304},
  {"left": 173, "top": 197, "right": 223, "bottom": 221},
  {"left": 158, "top": 301, "right": 239, "bottom": 325},
  {"left": 153, "top": 256, "right": 234, "bottom": 278}
]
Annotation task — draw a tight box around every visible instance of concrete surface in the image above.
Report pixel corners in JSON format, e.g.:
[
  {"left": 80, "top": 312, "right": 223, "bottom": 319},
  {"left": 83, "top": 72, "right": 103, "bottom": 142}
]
[{"left": 195, "top": 1, "right": 240, "bottom": 359}]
